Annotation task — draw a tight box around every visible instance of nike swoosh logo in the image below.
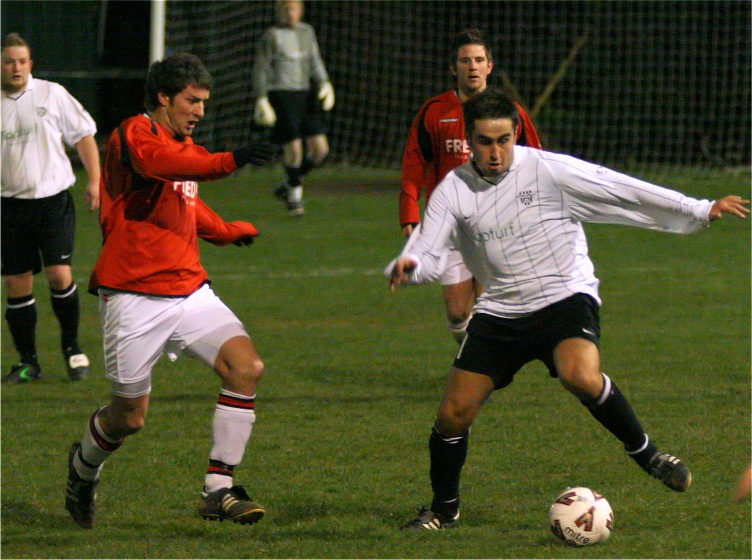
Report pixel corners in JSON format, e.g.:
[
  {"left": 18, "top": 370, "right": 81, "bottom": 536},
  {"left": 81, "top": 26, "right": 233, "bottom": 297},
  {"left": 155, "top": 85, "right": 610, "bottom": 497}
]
[
  {"left": 440, "top": 118, "right": 459, "bottom": 123},
  {"left": 582, "top": 328, "right": 596, "bottom": 336},
  {"left": 61, "top": 253, "right": 71, "bottom": 259}
]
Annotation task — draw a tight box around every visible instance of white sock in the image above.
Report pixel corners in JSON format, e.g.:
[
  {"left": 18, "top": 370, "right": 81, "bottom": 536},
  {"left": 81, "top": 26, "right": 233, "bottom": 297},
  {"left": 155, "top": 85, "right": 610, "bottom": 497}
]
[
  {"left": 289, "top": 186, "right": 303, "bottom": 203},
  {"left": 76, "top": 408, "right": 123, "bottom": 481},
  {"left": 205, "top": 390, "right": 256, "bottom": 492}
]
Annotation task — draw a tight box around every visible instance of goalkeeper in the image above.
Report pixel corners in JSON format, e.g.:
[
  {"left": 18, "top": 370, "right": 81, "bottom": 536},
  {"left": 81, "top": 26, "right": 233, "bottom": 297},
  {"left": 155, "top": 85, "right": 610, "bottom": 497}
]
[{"left": 252, "top": 0, "right": 334, "bottom": 217}]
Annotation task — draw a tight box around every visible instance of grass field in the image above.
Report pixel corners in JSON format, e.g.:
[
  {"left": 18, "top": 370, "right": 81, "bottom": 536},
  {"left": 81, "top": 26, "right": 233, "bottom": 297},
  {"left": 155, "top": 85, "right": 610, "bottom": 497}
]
[{"left": 1, "top": 165, "right": 750, "bottom": 559}]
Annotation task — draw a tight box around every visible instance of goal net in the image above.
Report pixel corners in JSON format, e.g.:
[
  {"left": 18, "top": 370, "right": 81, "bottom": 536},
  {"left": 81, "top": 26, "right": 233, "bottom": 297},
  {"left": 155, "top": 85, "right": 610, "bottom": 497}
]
[{"left": 166, "top": 0, "right": 750, "bottom": 172}]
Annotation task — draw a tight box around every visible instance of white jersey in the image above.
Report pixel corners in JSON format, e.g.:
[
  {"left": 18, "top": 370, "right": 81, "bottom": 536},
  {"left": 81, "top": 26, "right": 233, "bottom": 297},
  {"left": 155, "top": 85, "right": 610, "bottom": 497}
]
[
  {"left": 395, "top": 146, "right": 713, "bottom": 318},
  {"left": 1, "top": 75, "right": 97, "bottom": 199}
]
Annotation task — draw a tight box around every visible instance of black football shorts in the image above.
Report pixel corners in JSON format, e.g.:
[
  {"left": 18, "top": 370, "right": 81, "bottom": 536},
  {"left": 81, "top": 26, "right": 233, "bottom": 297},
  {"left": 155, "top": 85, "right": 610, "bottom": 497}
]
[
  {"left": 268, "top": 90, "right": 327, "bottom": 144},
  {"left": 1, "top": 190, "right": 77, "bottom": 276},
  {"left": 453, "top": 293, "right": 601, "bottom": 389}
]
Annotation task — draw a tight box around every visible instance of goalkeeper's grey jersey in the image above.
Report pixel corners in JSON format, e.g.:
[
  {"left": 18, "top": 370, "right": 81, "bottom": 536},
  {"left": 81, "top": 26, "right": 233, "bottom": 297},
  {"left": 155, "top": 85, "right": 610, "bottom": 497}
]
[
  {"left": 399, "top": 146, "right": 713, "bottom": 318},
  {"left": 252, "top": 22, "right": 329, "bottom": 96}
]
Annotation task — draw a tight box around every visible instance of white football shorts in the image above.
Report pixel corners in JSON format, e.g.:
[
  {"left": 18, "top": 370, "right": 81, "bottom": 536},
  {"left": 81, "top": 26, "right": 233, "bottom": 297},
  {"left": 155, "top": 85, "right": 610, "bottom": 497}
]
[
  {"left": 438, "top": 245, "right": 473, "bottom": 286},
  {"left": 99, "top": 284, "right": 249, "bottom": 398}
]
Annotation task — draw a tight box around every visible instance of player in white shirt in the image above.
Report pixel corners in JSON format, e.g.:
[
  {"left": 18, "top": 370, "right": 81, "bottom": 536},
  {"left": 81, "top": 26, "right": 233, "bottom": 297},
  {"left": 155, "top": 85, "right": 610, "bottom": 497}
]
[
  {"left": 388, "top": 90, "right": 749, "bottom": 530},
  {"left": 1, "top": 33, "right": 101, "bottom": 383}
]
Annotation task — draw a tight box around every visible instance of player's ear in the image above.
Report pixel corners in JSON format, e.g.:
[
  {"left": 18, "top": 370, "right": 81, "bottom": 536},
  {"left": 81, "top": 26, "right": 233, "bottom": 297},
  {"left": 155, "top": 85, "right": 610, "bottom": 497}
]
[
  {"left": 487, "top": 60, "right": 494, "bottom": 74},
  {"left": 157, "top": 91, "right": 171, "bottom": 108}
]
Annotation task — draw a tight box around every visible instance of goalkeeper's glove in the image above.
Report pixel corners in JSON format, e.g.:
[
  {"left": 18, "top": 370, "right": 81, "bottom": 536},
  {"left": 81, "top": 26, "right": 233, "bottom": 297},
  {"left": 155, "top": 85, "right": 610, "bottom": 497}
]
[
  {"left": 254, "top": 96, "right": 276, "bottom": 126},
  {"left": 318, "top": 81, "right": 335, "bottom": 111},
  {"left": 233, "top": 143, "right": 276, "bottom": 167}
]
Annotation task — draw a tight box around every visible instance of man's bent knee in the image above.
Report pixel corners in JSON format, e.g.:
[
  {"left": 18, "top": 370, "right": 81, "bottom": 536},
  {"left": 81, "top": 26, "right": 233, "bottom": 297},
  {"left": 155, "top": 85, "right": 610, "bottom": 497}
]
[
  {"left": 100, "top": 397, "right": 148, "bottom": 439},
  {"left": 436, "top": 401, "right": 477, "bottom": 436},
  {"left": 554, "top": 338, "right": 603, "bottom": 399},
  {"left": 215, "top": 337, "right": 263, "bottom": 376}
]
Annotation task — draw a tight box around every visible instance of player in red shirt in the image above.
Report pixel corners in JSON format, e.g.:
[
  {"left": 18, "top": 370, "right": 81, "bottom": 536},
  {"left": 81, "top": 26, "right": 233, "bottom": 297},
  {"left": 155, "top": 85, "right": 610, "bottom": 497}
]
[
  {"left": 65, "top": 52, "right": 275, "bottom": 529},
  {"left": 400, "top": 29, "right": 541, "bottom": 343}
]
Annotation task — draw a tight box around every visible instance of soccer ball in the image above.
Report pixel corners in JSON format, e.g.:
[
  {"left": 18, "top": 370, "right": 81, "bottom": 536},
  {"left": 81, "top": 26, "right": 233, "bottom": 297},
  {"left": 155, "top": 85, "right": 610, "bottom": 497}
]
[{"left": 549, "top": 486, "right": 614, "bottom": 546}]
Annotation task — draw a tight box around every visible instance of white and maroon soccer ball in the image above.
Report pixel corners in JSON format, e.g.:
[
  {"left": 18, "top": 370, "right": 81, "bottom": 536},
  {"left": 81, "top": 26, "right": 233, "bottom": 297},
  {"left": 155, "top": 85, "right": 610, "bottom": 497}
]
[{"left": 549, "top": 486, "right": 614, "bottom": 546}]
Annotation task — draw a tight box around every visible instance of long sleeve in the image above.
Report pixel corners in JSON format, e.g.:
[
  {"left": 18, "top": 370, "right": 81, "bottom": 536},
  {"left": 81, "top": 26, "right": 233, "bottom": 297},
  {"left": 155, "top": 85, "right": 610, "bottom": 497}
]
[
  {"left": 399, "top": 177, "right": 461, "bottom": 284},
  {"left": 252, "top": 30, "right": 275, "bottom": 98},
  {"left": 399, "top": 107, "right": 431, "bottom": 227},
  {"left": 196, "top": 196, "right": 259, "bottom": 246},
  {"left": 541, "top": 153, "right": 713, "bottom": 233},
  {"left": 124, "top": 118, "right": 237, "bottom": 182},
  {"left": 308, "top": 27, "right": 330, "bottom": 86}
]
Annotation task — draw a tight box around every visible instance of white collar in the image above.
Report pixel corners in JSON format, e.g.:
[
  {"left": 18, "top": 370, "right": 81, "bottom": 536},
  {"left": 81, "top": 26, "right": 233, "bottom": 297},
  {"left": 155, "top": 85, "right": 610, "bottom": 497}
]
[{"left": 2, "top": 74, "right": 35, "bottom": 99}]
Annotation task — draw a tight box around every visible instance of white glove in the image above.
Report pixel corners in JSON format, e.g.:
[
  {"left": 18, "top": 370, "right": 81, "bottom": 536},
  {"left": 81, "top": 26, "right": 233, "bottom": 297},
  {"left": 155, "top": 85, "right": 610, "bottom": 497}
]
[
  {"left": 318, "top": 81, "right": 335, "bottom": 111},
  {"left": 254, "top": 96, "right": 276, "bottom": 127}
]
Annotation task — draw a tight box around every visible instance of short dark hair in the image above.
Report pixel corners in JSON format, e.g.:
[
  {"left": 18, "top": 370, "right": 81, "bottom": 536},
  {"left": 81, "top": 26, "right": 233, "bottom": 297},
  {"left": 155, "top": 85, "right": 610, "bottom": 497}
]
[
  {"left": 449, "top": 29, "right": 492, "bottom": 69},
  {"left": 144, "top": 52, "right": 212, "bottom": 112},
  {"left": 2, "top": 32, "right": 30, "bottom": 53},
  {"left": 463, "top": 89, "right": 519, "bottom": 138}
]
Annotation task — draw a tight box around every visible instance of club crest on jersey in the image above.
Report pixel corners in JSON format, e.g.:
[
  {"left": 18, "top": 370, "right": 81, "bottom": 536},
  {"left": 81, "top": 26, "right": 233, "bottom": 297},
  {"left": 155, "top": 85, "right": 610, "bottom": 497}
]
[
  {"left": 518, "top": 190, "right": 534, "bottom": 206},
  {"left": 36, "top": 108, "right": 47, "bottom": 117}
]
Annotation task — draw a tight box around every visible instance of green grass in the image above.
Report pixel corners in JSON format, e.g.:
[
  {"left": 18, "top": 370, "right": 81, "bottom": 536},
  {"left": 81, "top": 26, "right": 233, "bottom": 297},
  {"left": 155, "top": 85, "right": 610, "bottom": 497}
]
[{"left": 2, "top": 165, "right": 750, "bottom": 558}]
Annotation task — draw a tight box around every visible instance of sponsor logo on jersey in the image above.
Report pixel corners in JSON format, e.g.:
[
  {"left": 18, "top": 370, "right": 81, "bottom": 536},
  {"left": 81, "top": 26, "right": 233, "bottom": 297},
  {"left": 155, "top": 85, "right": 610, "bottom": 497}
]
[
  {"left": 173, "top": 180, "right": 198, "bottom": 204},
  {"left": 444, "top": 138, "right": 470, "bottom": 154},
  {"left": 472, "top": 221, "right": 516, "bottom": 243},
  {"left": 1, "top": 123, "right": 37, "bottom": 143},
  {"left": 36, "top": 108, "right": 47, "bottom": 117}
]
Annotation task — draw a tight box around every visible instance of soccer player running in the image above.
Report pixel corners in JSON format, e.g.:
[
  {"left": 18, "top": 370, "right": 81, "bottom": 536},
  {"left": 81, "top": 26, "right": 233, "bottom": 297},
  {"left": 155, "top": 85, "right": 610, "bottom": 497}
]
[
  {"left": 252, "top": 0, "right": 335, "bottom": 217},
  {"left": 65, "top": 52, "right": 276, "bottom": 529},
  {"left": 401, "top": 29, "right": 541, "bottom": 344},
  {"left": 1, "top": 32, "right": 100, "bottom": 383},
  {"left": 388, "top": 90, "right": 749, "bottom": 530}
]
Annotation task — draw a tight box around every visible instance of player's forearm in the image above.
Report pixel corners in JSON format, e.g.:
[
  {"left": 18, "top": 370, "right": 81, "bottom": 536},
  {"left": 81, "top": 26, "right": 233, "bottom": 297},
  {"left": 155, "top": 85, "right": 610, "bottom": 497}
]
[{"left": 75, "top": 135, "right": 101, "bottom": 185}]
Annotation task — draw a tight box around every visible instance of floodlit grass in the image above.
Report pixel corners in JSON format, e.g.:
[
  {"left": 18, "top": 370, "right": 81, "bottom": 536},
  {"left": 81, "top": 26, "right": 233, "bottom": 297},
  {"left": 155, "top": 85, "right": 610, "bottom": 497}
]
[{"left": 2, "top": 165, "right": 750, "bottom": 558}]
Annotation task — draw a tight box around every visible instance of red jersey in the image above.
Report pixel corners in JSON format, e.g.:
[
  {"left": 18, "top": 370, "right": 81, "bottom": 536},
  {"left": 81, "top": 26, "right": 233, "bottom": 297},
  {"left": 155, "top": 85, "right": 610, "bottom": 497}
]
[
  {"left": 90, "top": 114, "right": 257, "bottom": 296},
  {"left": 400, "top": 89, "right": 542, "bottom": 227}
]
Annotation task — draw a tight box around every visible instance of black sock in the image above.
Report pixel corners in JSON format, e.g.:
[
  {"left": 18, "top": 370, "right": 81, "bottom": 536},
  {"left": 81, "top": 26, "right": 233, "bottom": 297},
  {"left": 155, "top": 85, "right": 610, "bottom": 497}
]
[
  {"left": 284, "top": 165, "right": 302, "bottom": 187},
  {"left": 583, "top": 373, "right": 647, "bottom": 451},
  {"left": 429, "top": 426, "right": 467, "bottom": 516},
  {"left": 50, "top": 283, "right": 80, "bottom": 353},
  {"left": 6, "top": 295, "right": 38, "bottom": 364},
  {"left": 625, "top": 434, "right": 659, "bottom": 470},
  {"left": 299, "top": 155, "right": 316, "bottom": 177}
]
